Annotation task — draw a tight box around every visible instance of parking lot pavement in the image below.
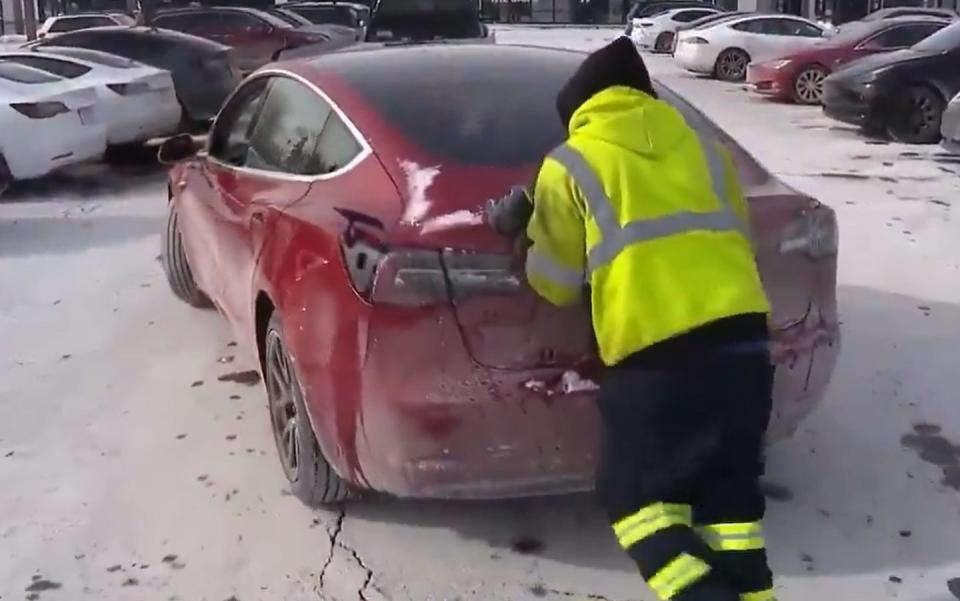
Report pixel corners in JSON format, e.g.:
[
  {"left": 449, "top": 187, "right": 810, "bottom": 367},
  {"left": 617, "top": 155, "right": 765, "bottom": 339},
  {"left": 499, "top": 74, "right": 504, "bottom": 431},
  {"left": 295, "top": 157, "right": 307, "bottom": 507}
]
[{"left": 2, "top": 28, "right": 960, "bottom": 601}]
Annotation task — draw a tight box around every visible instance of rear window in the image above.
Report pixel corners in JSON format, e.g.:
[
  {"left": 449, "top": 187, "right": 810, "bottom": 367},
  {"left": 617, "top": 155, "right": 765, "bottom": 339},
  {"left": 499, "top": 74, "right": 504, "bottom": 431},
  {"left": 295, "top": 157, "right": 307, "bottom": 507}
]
[
  {"left": 38, "top": 46, "right": 138, "bottom": 68},
  {"left": 332, "top": 50, "right": 571, "bottom": 165},
  {"left": 0, "top": 55, "right": 91, "bottom": 78},
  {"left": 0, "top": 62, "right": 61, "bottom": 83}
]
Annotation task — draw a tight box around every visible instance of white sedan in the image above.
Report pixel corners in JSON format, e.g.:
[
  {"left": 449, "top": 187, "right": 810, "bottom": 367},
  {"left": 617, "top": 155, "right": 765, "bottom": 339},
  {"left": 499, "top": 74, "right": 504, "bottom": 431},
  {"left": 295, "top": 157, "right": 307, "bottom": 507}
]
[
  {"left": 0, "top": 48, "right": 181, "bottom": 146},
  {"left": 674, "top": 13, "right": 830, "bottom": 81},
  {"left": 0, "top": 62, "right": 106, "bottom": 187},
  {"left": 631, "top": 6, "right": 723, "bottom": 52}
]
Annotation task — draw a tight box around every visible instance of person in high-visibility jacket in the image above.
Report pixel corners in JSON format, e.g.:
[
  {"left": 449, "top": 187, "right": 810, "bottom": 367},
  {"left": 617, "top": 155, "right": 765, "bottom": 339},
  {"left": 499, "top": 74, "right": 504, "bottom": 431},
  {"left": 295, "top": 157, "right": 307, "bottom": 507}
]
[{"left": 488, "top": 38, "right": 777, "bottom": 601}]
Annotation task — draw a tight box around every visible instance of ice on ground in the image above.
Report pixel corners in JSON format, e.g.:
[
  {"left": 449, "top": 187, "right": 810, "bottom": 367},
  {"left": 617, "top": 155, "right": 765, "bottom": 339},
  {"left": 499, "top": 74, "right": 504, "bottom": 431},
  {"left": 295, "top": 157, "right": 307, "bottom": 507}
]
[{"left": 559, "top": 370, "right": 600, "bottom": 394}]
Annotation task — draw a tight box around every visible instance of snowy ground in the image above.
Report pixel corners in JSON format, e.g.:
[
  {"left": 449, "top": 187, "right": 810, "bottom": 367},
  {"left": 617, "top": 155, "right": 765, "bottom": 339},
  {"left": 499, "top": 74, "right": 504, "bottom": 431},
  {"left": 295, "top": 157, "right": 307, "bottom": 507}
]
[{"left": 2, "top": 27, "right": 960, "bottom": 601}]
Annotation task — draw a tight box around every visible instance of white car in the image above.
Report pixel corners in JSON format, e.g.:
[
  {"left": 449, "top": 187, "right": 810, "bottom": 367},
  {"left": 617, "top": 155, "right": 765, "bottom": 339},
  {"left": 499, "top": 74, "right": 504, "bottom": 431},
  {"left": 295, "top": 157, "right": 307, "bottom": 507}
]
[
  {"left": 0, "top": 62, "right": 106, "bottom": 187},
  {"left": 38, "top": 12, "right": 135, "bottom": 39},
  {"left": 674, "top": 13, "right": 830, "bottom": 81},
  {"left": 631, "top": 6, "right": 723, "bottom": 53},
  {"left": 0, "top": 48, "right": 181, "bottom": 145}
]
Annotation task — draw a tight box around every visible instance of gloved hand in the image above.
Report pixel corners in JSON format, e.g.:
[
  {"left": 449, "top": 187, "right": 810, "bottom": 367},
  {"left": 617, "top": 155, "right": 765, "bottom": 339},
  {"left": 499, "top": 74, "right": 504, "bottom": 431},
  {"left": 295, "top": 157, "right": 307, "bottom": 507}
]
[{"left": 485, "top": 185, "right": 533, "bottom": 239}]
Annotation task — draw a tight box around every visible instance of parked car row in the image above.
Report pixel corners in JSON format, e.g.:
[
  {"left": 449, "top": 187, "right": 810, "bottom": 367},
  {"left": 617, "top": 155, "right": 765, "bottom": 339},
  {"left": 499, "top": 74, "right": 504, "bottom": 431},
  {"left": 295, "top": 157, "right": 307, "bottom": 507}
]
[{"left": 635, "top": 5, "right": 960, "bottom": 145}]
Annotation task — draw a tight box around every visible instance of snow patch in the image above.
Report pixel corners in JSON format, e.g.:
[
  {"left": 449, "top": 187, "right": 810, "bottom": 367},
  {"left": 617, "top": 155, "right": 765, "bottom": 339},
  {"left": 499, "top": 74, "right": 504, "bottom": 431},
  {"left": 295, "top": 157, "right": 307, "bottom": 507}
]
[
  {"left": 559, "top": 370, "right": 600, "bottom": 394},
  {"left": 398, "top": 159, "right": 440, "bottom": 225}
]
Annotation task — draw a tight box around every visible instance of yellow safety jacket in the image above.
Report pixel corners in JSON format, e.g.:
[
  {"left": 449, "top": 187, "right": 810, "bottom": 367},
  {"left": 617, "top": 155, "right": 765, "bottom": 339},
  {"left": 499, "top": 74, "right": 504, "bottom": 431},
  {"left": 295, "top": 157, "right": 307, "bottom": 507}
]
[{"left": 525, "top": 86, "right": 771, "bottom": 367}]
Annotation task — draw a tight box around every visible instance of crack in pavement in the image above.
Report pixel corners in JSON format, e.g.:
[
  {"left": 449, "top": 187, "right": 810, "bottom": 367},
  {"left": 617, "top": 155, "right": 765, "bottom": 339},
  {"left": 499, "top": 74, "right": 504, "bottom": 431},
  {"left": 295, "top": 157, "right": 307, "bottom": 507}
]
[
  {"left": 316, "top": 504, "right": 377, "bottom": 601},
  {"left": 318, "top": 505, "right": 346, "bottom": 590}
]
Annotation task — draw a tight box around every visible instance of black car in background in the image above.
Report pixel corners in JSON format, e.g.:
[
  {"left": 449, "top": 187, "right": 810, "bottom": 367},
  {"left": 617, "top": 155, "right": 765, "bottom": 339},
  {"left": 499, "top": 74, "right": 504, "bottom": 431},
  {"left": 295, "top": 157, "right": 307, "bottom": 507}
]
[
  {"left": 364, "top": 0, "right": 491, "bottom": 42},
  {"left": 284, "top": 2, "right": 370, "bottom": 29},
  {"left": 822, "top": 20, "right": 960, "bottom": 143},
  {"left": 26, "top": 27, "right": 239, "bottom": 126}
]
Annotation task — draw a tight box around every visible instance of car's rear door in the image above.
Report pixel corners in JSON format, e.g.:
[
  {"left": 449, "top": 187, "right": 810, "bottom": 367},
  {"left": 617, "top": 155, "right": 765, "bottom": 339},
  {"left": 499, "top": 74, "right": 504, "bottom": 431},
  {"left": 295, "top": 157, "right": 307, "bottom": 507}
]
[{"left": 177, "top": 77, "right": 269, "bottom": 305}]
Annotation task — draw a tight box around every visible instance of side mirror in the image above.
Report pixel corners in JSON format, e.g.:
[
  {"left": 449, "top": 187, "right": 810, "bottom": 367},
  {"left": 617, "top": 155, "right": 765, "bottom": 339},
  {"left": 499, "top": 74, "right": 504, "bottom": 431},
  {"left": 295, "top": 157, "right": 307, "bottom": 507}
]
[{"left": 158, "top": 133, "right": 202, "bottom": 164}]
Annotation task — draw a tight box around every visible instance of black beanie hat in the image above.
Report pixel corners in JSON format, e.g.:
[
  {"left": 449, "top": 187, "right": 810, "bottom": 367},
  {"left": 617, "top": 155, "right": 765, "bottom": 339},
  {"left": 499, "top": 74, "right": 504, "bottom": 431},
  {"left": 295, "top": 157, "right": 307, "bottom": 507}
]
[{"left": 556, "top": 36, "right": 657, "bottom": 129}]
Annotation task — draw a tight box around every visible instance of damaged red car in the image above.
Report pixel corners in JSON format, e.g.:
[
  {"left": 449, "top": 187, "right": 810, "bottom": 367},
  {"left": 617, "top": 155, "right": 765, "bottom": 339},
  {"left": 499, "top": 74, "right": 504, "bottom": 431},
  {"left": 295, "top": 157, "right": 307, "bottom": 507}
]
[{"left": 159, "top": 43, "right": 840, "bottom": 506}]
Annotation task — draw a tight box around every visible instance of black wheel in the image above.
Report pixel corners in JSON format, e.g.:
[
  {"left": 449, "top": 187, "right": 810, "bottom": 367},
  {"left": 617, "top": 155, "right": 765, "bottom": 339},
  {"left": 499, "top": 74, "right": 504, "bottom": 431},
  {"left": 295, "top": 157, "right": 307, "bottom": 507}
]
[
  {"left": 792, "top": 65, "right": 828, "bottom": 105},
  {"left": 264, "top": 313, "right": 350, "bottom": 506},
  {"left": 886, "top": 85, "right": 945, "bottom": 144},
  {"left": 161, "top": 202, "right": 212, "bottom": 308},
  {"left": 715, "top": 48, "right": 750, "bottom": 82},
  {"left": 654, "top": 32, "right": 673, "bottom": 53}
]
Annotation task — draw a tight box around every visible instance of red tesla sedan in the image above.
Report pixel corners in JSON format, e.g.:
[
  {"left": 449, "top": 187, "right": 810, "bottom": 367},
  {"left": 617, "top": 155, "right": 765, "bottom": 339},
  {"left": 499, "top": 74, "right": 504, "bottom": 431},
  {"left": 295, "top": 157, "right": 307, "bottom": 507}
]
[
  {"left": 746, "top": 16, "right": 949, "bottom": 104},
  {"left": 160, "top": 43, "right": 840, "bottom": 506}
]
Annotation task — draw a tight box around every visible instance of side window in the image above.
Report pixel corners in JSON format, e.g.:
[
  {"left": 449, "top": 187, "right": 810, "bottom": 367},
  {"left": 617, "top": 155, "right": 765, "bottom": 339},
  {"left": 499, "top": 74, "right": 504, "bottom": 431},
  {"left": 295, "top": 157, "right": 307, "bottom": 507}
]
[
  {"left": 675, "top": 9, "right": 714, "bottom": 22},
  {"left": 45, "top": 30, "right": 97, "bottom": 47},
  {"left": 732, "top": 19, "right": 765, "bottom": 33},
  {"left": 876, "top": 23, "right": 948, "bottom": 47},
  {"left": 49, "top": 17, "right": 105, "bottom": 32},
  {"left": 0, "top": 56, "right": 90, "bottom": 78},
  {"left": 245, "top": 77, "right": 362, "bottom": 175},
  {"left": 315, "top": 115, "right": 363, "bottom": 174},
  {"left": 220, "top": 12, "right": 270, "bottom": 33},
  {"left": 777, "top": 19, "right": 823, "bottom": 37},
  {"left": 209, "top": 77, "right": 271, "bottom": 165}
]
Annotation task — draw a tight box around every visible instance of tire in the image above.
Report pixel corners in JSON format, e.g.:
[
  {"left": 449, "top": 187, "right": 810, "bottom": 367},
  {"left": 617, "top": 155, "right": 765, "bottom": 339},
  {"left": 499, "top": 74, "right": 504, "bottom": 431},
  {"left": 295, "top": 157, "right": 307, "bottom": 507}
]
[
  {"left": 886, "top": 85, "right": 945, "bottom": 144},
  {"left": 715, "top": 48, "right": 750, "bottom": 82},
  {"left": 792, "top": 65, "right": 828, "bottom": 105},
  {"left": 264, "top": 313, "right": 350, "bottom": 506},
  {"left": 654, "top": 32, "right": 672, "bottom": 53},
  {"left": 161, "top": 202, "right": 212, "bottom": 308}
]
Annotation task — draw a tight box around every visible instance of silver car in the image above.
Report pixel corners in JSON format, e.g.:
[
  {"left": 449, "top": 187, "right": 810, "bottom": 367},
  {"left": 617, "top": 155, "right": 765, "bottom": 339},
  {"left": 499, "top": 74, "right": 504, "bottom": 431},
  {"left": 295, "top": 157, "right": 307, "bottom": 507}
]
[{"left": 940, "top": 91, "right": 960, "bottom": 153}]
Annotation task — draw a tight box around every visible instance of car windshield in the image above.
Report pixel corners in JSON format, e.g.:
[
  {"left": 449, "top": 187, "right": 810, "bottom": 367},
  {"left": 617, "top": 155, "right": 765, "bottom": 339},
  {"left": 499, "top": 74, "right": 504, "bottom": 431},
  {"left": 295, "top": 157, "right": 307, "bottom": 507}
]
[
  {"left": 38, "top": 46, "right": 138, "bottom": 68},
  {"left": 913, "top": 21, "right": 960, "bottom": 51},
  {"left": 0, "top": 62, "right": 61, "bottom": 83}
]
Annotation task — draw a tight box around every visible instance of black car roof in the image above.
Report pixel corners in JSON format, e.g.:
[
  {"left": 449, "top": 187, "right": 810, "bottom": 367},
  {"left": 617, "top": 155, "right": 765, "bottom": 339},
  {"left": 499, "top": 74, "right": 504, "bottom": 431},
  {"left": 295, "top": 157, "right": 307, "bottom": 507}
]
[{"left": 47, "top": 25, "right": 231, "bottom": 51}]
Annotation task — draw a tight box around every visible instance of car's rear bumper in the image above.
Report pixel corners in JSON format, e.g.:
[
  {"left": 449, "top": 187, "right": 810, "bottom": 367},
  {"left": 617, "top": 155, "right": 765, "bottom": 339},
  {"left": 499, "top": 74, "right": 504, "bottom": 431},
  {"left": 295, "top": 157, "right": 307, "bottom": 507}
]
[
  {"left": 340, "top": 313, "right": 839, "bottom": 499},
  {"left": 674, "top": 42, "right": 717, "bottom": 74},
  {"left": 939, "top": 101, "right": 960, "bottom": 153},
  {"left": 5, "top": 112, "right": 106, "bottom": 180},
  {"left": 746, "top": 64, "right": 792, "bottom": 101}
]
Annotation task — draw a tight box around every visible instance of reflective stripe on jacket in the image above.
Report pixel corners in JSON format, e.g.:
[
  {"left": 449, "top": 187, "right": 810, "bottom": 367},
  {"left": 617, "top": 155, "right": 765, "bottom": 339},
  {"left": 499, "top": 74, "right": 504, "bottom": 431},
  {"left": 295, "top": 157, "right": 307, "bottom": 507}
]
[{"left": 525, "top": 85, "right": 771, "bottom": 367}]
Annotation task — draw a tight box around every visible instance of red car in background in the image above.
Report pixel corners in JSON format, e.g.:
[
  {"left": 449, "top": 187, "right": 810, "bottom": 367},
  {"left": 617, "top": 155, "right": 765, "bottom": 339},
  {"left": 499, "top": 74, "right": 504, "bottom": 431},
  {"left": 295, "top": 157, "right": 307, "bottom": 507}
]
[
  {"left": 151, "top": 6, "right": 340, "bottom": 73},
  {"left": 747, "top": 16, "right": 949, "bottom": 104},
  {"left": 159, "top": 43, "right": 840, "bottom": 506}
]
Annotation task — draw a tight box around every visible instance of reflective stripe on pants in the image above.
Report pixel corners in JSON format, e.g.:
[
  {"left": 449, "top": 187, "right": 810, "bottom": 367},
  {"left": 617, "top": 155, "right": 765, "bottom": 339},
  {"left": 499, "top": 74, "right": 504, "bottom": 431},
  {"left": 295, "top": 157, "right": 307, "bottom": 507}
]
[
  {"left": 547, "top": 137, "right": 745, "bottom": 275},
  {"left": 696, "top": 522, "right": 766, "bottom": 552},
  {"left": 613, "top": 502, "right": 692, "bottom": 550},
  {"left": 740, "top": 588, "right": 777, "bottom": 601},
  {"left": 647, "top": 553, "right": 712, "bottom": 600}
]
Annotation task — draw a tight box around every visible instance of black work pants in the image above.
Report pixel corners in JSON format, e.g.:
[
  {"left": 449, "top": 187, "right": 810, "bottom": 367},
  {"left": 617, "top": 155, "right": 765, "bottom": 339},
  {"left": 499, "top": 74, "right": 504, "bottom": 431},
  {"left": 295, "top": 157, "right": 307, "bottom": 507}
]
[{"left": 595, "top": 343, "right": 776, "bottom": 601}]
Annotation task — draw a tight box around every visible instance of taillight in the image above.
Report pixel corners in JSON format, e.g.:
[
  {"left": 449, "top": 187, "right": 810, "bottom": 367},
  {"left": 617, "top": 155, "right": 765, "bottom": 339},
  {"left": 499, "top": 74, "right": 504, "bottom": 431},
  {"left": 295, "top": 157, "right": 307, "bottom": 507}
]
[
  {"left": 639, "top": 21, "right": 654, "bottom": 27},
  {"left": 778, "top": 205, "right": 839, "bottom": 260},
  {"left": 684, "top": 36, "right": 709, "bottom": 44},
  {"left": 10, "top": 101, "right": 69, "bottom": 119},
  {"left": 106, "top": 82, "right": 151, "bottom": 95},
  {"left": 340, "top": 236, "right": 520, "bottom": 307}
]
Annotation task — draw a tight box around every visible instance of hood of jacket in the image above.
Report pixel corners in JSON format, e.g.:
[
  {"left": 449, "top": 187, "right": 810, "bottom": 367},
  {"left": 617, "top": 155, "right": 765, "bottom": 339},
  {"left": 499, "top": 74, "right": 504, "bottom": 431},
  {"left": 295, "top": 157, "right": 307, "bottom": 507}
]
[{"left": 568, "top": 85, "right": 692, "bottom": 158}]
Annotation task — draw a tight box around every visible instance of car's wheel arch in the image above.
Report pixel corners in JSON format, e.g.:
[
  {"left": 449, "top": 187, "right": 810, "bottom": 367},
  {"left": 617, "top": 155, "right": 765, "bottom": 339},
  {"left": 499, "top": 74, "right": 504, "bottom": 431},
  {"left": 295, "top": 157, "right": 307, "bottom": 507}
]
[{"left": 881, "top": 80, "right": 946, "bottom": 119}]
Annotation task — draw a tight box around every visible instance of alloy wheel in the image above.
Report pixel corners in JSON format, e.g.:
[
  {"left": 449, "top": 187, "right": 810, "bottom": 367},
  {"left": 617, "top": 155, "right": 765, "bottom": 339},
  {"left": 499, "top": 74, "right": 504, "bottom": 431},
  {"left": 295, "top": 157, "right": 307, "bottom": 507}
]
[
  {"left": 718, "top": 50, "right": 748, "bottom": 81},
  {"left": 266, "top": 329, "right": 300, "bottom": 482},
  {"left": 794, "top": 67, "right": 826, "bottom": 105},
  {"left": 888, "top": 86, "right": 944, "bottom": 144}
]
